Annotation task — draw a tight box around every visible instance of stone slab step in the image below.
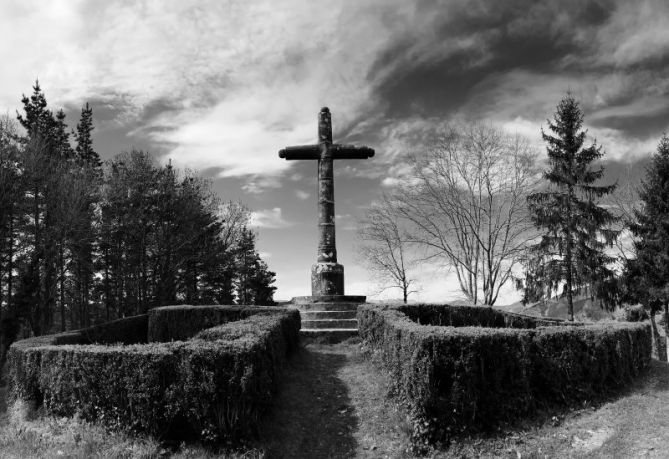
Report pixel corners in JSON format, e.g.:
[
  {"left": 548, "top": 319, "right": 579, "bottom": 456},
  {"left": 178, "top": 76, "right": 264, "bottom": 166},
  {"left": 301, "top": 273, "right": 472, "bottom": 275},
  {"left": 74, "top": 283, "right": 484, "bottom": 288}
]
[
  {"left": 301, "top": 310, "right": 357, "bottom": 320},
  {"left": 288, "top": 302, "right": 360, "bottom": 312},
  {"left": 300, "top": 328, "right": 358, "bottom": 343},
  {"left": 292, "top": 295, "right": 365, "bottom": 305},
  {"left": 302, "top": 319, "right": 358, "bottom": 329}
]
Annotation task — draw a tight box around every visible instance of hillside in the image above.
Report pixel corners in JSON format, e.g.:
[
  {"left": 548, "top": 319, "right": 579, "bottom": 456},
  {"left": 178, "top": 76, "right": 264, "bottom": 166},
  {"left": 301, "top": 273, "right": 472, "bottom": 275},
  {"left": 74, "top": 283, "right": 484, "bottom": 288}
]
[{"left": 497, "top": 295, "right": 616, "bottom": 322}]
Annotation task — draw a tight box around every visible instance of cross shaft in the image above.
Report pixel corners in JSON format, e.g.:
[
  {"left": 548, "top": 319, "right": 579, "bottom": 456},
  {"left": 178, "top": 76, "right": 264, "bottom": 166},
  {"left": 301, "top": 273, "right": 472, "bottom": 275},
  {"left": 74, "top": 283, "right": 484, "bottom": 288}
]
[{"left": 278, "top": 107, "right": 374, "bottom": 296}]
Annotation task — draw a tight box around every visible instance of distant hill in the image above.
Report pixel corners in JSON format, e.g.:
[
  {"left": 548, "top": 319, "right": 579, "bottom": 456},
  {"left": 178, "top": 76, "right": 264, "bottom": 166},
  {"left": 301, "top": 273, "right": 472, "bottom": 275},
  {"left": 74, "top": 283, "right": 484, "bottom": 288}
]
[{"left": 497, "top": 295, "right": 615, "bottom": 322}]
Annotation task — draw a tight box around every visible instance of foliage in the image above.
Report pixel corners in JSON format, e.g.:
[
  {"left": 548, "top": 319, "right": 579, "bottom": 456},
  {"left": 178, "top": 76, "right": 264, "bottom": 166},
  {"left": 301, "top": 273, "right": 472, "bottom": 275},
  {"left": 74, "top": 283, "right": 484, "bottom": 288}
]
[
  {"left": 0, "top": 82, "right": 277, "bottom": 364},
  {"left": 7, "top": 308, "right": 300, "bottom": 444},
  {"left": 358, "top": 304, "right": 651, "bottom": 449},
  {"left": 234, "top": 229, "right": 276, "bottom": 306},
  {"left": 147, "top": 305, "right": 288, "bottom": 342},
  {"left": 523, "top": 94, "right": 618, "bottom": 320},
  {"left": 391, "top": 123, "right": 538, "bottom": 305},
  {"left": 625, "top": 136, "right": 669, "bottom": 308}
]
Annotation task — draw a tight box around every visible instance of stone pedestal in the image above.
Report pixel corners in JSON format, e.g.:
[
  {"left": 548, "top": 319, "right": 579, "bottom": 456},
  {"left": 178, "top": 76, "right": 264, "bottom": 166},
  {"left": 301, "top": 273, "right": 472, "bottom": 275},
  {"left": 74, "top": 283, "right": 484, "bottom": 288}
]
[{"left": 311, "top": 262, "right": 344, "bottom": 297}]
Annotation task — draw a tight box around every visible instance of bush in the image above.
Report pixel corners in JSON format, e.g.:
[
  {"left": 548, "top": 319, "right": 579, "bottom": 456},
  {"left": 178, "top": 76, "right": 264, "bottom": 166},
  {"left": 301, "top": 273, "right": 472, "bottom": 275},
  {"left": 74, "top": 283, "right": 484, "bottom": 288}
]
[
  {"left": 147, "top": 305, "right": 287, "bottom": 342},
  {"left": 620, "top": 304, "right": 649, "bottom": 322},
  {"left": 358, "top": 304, "right": 651, "bottom": 447},
  {"left": 8, "top": 308, "right": 300, "bottom": 444},
  {"left": 397, "top": 303, "right": 573, "bottom": 328}
]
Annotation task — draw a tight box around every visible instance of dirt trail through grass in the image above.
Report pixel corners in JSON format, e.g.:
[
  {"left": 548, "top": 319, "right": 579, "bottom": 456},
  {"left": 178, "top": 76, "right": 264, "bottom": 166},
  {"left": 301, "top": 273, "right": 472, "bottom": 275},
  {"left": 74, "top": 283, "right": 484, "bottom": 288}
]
[{"left": 256, "top": 340, "right": 412, "bottom": 458}]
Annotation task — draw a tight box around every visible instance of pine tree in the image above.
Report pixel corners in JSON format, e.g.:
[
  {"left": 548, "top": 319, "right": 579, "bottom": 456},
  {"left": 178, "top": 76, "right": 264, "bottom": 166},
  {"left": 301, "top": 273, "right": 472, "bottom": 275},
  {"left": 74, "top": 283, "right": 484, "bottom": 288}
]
[
  {"left": 54, "top": 109, "right": 73, "bottom": 160},
  {"left": 626, "top": 135, "right": 669, "bottom": 334},
  {"left": 249, "top": 258, "right": 277, "bottom": 305},
  {"left": 233, "top": 228, "right": 276, "bottom": 305},
  {"left": 523, "top": 94, "right": 618, "bottom": 321},
  {"left": 17, "top": 80, "right": 55, "bottom": 140},
  {"left": 234, "top": 229, "right": 256, "bottom": 305},
  {"left": 73, "top": 103, "right": 101, "bottom": 168}
]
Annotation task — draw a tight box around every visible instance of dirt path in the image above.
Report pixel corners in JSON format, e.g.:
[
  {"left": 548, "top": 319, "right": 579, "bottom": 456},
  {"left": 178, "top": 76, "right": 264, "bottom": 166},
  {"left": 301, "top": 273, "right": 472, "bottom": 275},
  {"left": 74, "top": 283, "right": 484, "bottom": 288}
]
[{"left": 256, "top": 340, "right": 411, "bottom": 458}]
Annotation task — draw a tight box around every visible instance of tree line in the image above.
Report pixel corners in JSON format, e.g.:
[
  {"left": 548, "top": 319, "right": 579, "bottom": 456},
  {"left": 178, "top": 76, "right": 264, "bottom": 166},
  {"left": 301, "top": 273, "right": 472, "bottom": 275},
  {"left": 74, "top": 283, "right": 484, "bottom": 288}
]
[
  {"left": 0, "top": 82, "right": 276, "bottom": 362},
  {"left": 359, "top": 93, "right": 669, "bottom": 352}
]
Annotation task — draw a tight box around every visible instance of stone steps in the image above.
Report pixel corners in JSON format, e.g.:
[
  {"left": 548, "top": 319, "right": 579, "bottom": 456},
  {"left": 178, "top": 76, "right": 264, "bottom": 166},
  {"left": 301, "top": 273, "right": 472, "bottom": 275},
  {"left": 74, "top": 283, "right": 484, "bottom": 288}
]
[
  {"left": 301, "top": 318, "right": 358, "bottom": 329},
  {"left": 288, "top": 302, "right": 359, "bottom": 312},
  {"left": 301, "top": 310, "right": 357, "bottom": 320},
  {"left": 299, "top": 328, "right": 358, "bottom": 343},
  {"left": 289, "top": 297, "right": 364, "bottom": 343}
]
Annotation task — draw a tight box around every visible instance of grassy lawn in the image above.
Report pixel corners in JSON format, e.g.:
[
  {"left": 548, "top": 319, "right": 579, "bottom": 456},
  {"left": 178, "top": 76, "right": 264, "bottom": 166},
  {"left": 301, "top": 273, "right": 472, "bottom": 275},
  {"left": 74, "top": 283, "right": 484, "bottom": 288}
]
[{"left": 2, "top": 341, "right": 669, "bottom": 458}]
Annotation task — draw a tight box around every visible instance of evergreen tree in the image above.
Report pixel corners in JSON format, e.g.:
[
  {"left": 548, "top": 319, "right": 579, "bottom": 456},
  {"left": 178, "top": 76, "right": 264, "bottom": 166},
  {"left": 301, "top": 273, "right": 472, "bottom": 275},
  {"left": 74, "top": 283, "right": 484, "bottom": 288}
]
[
  {"left": 249, "top": 258, "right": 277, "bottom": 306},
  {"left": 523, "top": 94, "right": 618, "bottom": 321},
  {"left": 233, "top": 228, "right": 276, "bottom": 305},
  {"left": 234, "top": 229, "right": 256, "bottom": 305},
  {"left": 14, "top": 81, "right": 63, "bottom": 335},
  {"left": 54, "top": 109, "right": 73, "bottom": 160},
  {"left": 626, "top": 135, "right": 669, "bottom": 335},
  {"left": 73, "top": 103, "right": 101, "bottom": 168},
  {"left": 17, "top": 80, "right": 55, "bottom": 140}
]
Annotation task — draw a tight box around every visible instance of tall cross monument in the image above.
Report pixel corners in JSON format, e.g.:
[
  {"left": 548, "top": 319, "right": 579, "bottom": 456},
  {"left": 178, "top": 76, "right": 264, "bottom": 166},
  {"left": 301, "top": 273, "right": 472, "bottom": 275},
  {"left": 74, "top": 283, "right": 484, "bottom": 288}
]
[{"left": 279, "top": 107, "right": 374, "bottom": 299}]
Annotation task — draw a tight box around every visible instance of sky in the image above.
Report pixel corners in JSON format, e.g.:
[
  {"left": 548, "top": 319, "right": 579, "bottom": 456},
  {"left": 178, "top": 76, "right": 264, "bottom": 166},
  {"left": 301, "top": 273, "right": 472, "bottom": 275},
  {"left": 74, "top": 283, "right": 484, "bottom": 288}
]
[{"left": 1, "top": 0, "right": 668, "bottom": 304}]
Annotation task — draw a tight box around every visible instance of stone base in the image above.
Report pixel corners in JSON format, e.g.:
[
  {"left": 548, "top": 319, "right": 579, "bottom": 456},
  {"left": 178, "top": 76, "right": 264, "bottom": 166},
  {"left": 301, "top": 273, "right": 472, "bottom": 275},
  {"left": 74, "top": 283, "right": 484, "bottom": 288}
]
[
  {"left": 291, "top": 295, "right": 366, "bottom": 305},
  {"left": 311, "top": 262, "right": 344, "bottom": 296}
]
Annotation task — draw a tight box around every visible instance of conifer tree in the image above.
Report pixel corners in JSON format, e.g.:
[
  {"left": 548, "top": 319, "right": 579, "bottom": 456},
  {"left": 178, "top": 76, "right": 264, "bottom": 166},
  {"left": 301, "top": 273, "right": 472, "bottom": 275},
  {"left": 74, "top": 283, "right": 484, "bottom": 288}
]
[
  {"left": 523, "top": 94, "right": 617, "bottom": 321},
  {"left": 249, "top": 257, "right": 277, "bottom": 305},
  {"left": 233, "top": 228, "right": 276, "bottom": 305},
  {"left": 17, "top": 80, "right": 55, "bottom": 139},
  {"left": 73, "top": 103, "right": 101, "bottom": 168},
  {"left": 626, "top": 135, "right": 669, "bottom": 335}
]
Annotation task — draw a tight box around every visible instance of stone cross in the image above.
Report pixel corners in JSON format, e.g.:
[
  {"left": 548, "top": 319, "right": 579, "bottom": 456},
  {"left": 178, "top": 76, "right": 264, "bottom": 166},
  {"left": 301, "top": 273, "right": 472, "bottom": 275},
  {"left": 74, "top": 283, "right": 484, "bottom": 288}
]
[{"left": 279, "top": 107, "right": 374, "bottom": 297}]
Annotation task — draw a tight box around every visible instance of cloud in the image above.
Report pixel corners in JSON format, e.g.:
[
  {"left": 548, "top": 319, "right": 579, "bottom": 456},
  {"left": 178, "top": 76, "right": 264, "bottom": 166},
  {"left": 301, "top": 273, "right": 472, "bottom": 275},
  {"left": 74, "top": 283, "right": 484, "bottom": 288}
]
[
  {"left": 2, "top": 0, "right": 668, "bottom": 190},
  {"left": 242, "top": 176, "right": 282, "bottom": 194},
  {"left": 592, "top": 0, "right": 669, "bottom": 68},
  {"left": 295, "top": 190, "right": 310, "bottom": 200},
  {"left": 249, "top": 207, "right": 293, "bottom": 229}
]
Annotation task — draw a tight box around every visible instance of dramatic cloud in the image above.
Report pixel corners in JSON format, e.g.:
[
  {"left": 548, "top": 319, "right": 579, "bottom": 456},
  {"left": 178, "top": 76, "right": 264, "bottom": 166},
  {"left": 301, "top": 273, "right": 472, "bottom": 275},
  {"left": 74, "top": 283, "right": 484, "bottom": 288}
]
[{"left": 2, "top": 0, "right": 668, "bottom": 302}]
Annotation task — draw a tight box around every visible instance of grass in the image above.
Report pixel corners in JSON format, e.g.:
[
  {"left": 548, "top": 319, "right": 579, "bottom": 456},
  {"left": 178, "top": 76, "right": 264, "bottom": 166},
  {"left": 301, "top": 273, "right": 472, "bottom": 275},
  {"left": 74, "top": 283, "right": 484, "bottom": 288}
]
[{"left": 2, "top": 340, "right": 669, "bottom": 458}]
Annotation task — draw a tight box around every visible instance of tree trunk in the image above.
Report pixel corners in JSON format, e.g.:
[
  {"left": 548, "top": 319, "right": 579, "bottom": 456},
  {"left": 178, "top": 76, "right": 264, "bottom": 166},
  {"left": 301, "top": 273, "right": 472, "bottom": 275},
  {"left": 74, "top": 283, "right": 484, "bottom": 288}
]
[
  {"left": 664, "top": 301, "right": 669, "bottom": 344},
  {"left": 59, "top": 244, "right": 65, "bottom": 331},
  {"left": 7, "top": 203, "right": 13, "bottom": 310},
  {"left": 565, "top": 235, "right": 574, "bottom": 322},
  {"left": 650, "top": 311, "right": 667, "bottom": 362}
]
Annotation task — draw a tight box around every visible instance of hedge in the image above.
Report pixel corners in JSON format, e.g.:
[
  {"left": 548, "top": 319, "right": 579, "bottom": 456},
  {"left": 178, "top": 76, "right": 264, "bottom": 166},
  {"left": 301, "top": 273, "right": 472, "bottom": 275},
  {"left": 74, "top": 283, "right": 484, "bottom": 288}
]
[
  {"left": 358, "top": 304, "right": 651, "bottom": 447},
  {"left": 8, "top": 308, "right": 300, "bottom": 444},
  {"left": 147, "top": 305, "right": 288, "bottom": 342}
]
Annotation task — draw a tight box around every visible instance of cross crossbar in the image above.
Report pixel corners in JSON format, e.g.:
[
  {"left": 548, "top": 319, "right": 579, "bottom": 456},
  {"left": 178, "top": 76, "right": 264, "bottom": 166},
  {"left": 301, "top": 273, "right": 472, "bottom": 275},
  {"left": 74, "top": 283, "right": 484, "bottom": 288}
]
[{"left": 277, "top": 107, "right": 375, "bottom": 297}]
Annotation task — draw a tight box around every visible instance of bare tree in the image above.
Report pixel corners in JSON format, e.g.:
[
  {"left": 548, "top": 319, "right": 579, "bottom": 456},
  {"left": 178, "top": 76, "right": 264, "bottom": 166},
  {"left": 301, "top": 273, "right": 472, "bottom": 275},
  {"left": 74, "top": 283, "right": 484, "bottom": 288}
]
[
  {"left": 393, "top": 123, "right": 539, "bottom": 306},
  {"left": 358, "top": 194, "right": 417, "bottom": 303},
  {"left": 607, "top": 165, "right": 640, "bottom": 264}
]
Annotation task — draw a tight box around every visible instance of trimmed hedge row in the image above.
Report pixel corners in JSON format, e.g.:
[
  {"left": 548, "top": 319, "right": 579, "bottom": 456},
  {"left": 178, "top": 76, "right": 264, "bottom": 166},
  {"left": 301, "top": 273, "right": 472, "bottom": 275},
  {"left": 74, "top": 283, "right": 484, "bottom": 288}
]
[
  {"left": 398, "top": 303, "right": 574, "bottom": 328},
  {"left": 147, "top": 305, "right": 287, "bottom": 342},
  {"left": 8, "top": 308, "right": 300, "bottom": 443},
  {"left": 359, "top": 304, "right": 651, "bottom": 447}
]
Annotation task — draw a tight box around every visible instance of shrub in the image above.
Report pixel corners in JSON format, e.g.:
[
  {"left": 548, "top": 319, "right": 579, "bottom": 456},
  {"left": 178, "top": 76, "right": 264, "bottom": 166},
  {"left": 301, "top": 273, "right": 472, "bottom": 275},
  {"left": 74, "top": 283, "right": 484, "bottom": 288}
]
[
  {"left": 620, "top": 304, "right": 649, "bottom": 322},
  {"left": 8, "top": 308, "right": 300, "bottom": 444},
  {"left": 147, "top": 305, "right": 287, "bottom": 342},
  {"left": 397, "top": 303, "right": 573, "bottom": 328},
  {"left": 358, "top": 304, "right": 651, "bottom": 447}
]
